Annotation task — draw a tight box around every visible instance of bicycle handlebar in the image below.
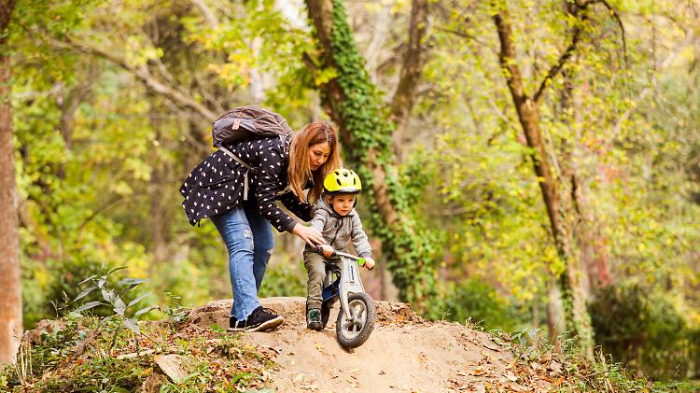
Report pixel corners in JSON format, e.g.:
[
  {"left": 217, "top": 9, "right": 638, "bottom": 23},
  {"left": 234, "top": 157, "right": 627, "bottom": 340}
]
[{"left": 313, "top": 246, "right": 373, "bottom": 270}]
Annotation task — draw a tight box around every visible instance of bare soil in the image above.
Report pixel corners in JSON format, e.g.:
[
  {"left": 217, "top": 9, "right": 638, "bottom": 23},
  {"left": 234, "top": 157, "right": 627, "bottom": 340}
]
[{"left": 186, "top": 297, "right": 553, "bottom": 393}]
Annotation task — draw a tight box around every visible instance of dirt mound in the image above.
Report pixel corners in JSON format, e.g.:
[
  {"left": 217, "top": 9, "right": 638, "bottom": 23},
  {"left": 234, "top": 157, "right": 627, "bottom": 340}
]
[
  {"left": 184, "top": 297, "right": 551, "bottom": 392},
  {"left": 185, "top": 297, "right": 424, "bottom": 329}
]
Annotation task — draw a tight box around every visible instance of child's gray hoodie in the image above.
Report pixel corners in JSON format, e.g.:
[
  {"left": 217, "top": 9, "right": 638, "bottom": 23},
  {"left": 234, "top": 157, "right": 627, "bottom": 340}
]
[{"left": 305, "top": 198, "right": 372, "bottom": 258}]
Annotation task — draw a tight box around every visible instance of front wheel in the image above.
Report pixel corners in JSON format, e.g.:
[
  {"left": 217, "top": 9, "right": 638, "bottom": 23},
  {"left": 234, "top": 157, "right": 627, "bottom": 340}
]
[{"left": 336, "top": 292, "right": 375, "bottom": 348}]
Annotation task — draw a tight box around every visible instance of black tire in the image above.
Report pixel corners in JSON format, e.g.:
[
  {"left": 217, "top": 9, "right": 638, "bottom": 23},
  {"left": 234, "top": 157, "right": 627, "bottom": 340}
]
[{"left": 336, "top": 292, "right": 375, "bottom": 348}]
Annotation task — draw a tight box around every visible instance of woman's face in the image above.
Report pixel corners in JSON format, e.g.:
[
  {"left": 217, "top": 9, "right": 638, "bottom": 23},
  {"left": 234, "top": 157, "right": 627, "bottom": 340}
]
[{"left": 309, "top": 141, "right": 331, "bottom": 172}]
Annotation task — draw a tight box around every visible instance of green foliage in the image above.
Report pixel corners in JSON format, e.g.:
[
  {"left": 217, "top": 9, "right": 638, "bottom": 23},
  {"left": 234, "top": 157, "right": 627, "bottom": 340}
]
[
  {"left": 483, "top": 328, "right": 664, "bottom": 392},
  {"left": 589, "top": 283, "right": 694, "bottom": 380},
  {"left": 6, "top": 0, "right": 700, "bottom": 385},
  {"left": 314, "top": 0, "right": 438, "bottom": 305},
  {"left": 427, "top": 278, "right": 523, "bottom": 331},
  {"left": 72, "top": 264, "right": 157, "bottom": 335},
  {"left": 0, "top": 315, "right": 273, "bottom": 392},
  {"left": 258, "top": 257, "right": 307, "bottom": 298}
]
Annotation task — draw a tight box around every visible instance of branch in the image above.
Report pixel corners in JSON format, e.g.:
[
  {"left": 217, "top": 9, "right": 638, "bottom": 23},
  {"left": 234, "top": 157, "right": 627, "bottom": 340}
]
[
  {"left": 190, "top": 0, "right": 219, "bottom": 29},
  {"left": 57, "top": 38, "right": 218, "bottom": 121},
  {"left": 533, "top": 0, "right": 627, "bottom": 104},
  {"left": 433, "top": 26, "right": 495, "bottom": 53},
  {"left": 533, "top": 5, "right": 590, "bottom": 104},
  {"left": 533, "top": 29, "right": 583, "bottom": 104},
  {"left": 15, "top": 82, "right": 65, "bottom": 101},
  {"left": 598, "top": 0, "right": 628, "bottom": 68},
  {"left": 610, "top": 30, "right": 699, "bottom": 139}
]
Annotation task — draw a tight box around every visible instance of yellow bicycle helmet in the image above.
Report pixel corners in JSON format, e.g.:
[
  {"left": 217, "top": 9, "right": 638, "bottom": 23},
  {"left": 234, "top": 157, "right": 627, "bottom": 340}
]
[{"left": 323, "top": 169, "right": 362, "bottom": 195}]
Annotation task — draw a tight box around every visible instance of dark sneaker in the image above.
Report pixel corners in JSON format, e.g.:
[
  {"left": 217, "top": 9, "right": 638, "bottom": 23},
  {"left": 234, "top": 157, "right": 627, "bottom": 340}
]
[
  {"left": 228, "top": 306, "right": 283, "bottom": 332},
  {"left": 307, "top": 308, "right": 322, "bottom": 331},
  {"left": 228, "top": 316, "right": 239, "bottom": 331}
]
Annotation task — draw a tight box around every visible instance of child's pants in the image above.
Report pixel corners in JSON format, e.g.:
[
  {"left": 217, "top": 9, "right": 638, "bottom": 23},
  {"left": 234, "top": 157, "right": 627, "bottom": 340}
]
[{"left": 303, "top": 251, "right": 337, "bottom": 310}]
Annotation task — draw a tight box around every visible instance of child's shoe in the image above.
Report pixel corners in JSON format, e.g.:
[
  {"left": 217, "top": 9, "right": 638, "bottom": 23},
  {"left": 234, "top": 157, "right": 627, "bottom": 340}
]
[{"left": 307, "top": 308, "right": 323, "bottom": 331}]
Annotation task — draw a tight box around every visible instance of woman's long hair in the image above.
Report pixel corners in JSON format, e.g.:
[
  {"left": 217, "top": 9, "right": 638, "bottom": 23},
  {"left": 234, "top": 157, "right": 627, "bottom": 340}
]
[{"left": 288, "top": 122, "right": 341, "bottom": 204}]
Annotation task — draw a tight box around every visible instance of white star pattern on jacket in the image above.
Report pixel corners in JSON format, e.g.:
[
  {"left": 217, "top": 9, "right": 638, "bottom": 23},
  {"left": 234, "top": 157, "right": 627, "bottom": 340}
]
[{"left": 180, "top": 137, "right": 312, "bottom": 232}]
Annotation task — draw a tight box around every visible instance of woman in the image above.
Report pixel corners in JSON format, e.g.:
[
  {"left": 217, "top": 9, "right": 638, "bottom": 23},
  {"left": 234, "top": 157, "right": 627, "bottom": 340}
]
[{"left": 180, "top": 122, "right": 341, "bottom": 332}]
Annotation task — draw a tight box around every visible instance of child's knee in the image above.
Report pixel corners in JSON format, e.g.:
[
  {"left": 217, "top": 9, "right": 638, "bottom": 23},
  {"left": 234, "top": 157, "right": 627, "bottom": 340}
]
[{"left": 308, "top": 264, "right": 325, "bottom": 279}]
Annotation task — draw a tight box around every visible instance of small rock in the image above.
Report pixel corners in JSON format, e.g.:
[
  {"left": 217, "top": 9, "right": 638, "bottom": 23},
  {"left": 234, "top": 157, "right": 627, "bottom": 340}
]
[{"left": 154, "top": 354, "right": 189, "bottom": 384}]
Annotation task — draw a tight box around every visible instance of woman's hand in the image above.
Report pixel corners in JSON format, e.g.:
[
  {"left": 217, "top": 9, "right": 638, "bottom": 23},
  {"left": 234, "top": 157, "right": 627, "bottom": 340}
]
[{"left": 293, "top": 223, "right": 326, "bottom": 247}]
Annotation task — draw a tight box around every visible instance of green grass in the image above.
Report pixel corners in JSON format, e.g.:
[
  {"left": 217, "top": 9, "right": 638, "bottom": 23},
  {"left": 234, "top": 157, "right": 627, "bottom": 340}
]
[{"left": 1, "top": 313, "right": 275, "bottom": 392}]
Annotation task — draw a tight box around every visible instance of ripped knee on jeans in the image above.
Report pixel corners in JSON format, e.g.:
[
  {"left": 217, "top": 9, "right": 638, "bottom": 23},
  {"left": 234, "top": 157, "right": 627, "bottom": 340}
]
[{"left": 243, "top": 228, "right": 254, "bottom": 248}]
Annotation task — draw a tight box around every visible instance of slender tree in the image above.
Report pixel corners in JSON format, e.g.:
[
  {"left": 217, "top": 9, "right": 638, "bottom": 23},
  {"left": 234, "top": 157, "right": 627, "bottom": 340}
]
[
  {"left": 0, "top": 0, "right": 21, "bottom": 364},
  {"left": 305, "top": 0, "right": 434, "bottom": 304},
  {"left": 390, "top": 0, "right": 430, "bottom": 162},
  {"left": 491, "top": 0, "right": 588, "bottom": 351},
  {"left": 490, "top": 0, "right": 624, "bottom": 353}
]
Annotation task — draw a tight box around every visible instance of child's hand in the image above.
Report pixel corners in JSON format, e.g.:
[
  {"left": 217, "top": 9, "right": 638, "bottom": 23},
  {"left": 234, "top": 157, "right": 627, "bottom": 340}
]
[
  {"left": 363, "top": 257, "right": 375, "bottom": 270},
  {"left": 320, "top": 245, "right": 334, "bottom": 258}
]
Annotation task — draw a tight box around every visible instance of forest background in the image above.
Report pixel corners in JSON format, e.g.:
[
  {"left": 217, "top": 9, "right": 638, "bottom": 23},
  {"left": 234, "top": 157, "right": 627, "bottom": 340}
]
[{"left": 0, "top": 0, "right": 699, "bottom": 384}]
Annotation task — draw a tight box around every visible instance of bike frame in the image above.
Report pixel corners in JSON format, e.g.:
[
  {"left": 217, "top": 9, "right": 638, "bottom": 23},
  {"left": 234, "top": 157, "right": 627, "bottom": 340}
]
[{"left": 321, "top": 251, "right": 366, "bottom": 316}]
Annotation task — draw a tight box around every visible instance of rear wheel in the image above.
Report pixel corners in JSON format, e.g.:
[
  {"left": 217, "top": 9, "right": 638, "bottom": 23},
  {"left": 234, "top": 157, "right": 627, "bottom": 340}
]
[{"left": 336, "top": 293, "right": 375, "bottom": 348}]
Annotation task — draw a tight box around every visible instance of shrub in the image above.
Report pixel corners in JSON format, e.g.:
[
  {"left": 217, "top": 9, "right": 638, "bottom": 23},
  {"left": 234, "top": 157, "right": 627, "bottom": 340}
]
[
  {"left": 589, "top": 282, "right": 692, "bottom": 380},
  {"left": 427, "top": 278, "right": 523, "bottom": 331}
]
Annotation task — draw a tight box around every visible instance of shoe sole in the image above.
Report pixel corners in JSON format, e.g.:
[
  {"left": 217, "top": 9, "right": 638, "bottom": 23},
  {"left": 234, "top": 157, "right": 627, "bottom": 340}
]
[
  {"left": 307, "top": 321, "right": 323, "bottom": 331},
  {"left": 227, "top": 316, "right": 284, "bottom": 333},
  {"left": 248, "top": 315, "right": 284, "bottom": 332}
]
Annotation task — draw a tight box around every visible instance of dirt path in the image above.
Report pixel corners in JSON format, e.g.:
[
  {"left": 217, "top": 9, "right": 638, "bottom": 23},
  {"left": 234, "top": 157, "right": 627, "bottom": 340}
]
[{"left": 187, "top": 297, "right": 549, "bottom": 392}]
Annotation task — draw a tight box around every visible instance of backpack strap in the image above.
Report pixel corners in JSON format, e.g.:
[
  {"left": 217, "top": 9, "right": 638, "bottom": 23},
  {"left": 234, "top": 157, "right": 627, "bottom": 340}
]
[
  {"left": 219, "top": 146, "right": 254, "bottom": 201},
  {"left": 218, "top": 145, "right": 291, "bottom": 201}
]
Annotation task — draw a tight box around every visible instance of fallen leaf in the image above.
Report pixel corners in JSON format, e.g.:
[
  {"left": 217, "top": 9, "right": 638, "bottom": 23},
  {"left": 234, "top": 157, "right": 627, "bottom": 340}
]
[{"left": 548, "top": 360, "right": 562, "bottom": 375}]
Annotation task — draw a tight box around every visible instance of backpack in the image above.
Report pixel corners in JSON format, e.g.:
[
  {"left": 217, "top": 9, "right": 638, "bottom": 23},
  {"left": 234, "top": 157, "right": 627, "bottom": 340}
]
[{"left": 212, "top": 106, "right": 293, "bottom": 147}]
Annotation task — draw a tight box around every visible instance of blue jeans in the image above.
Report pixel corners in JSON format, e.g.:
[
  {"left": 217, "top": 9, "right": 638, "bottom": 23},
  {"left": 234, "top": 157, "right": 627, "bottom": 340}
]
[{"left": 211, "top": 205, "right": 274, "bottom": 320}]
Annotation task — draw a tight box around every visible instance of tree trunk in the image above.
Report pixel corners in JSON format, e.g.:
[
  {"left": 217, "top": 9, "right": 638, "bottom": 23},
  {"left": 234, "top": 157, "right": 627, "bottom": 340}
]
[
  {"left": 567, "top": 82, "right": 612, "bottom": 290},
  {"left": 390, "top": 0, "right": 430, "bottom": 162},
  {"left": 0, "top": 0, "right": 21, "bottom": 364},
  {"left": 491, "top": 2, "right": 592, "bottom": 354},
  {"left": 558, "top": 10, "right": 612, "bottom": 297},
  {"left": 305, "top": 0, "right": 435, "bottom": 305}
]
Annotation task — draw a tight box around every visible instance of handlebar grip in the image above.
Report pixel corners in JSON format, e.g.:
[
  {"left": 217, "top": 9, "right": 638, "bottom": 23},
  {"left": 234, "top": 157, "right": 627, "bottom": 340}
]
[{"left": 314, "top": 246, "right": 336, "bottom": 257}]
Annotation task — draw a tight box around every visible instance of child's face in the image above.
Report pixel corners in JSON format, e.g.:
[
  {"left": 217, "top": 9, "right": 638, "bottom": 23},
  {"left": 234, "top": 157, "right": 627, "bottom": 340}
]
[{"left": 327, "top": 194, "right": 356, "bottom": 216}]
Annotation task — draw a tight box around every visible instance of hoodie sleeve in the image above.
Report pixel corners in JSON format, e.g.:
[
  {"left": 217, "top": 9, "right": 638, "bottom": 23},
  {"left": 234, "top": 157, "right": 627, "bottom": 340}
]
[{"left": 350, "top": 214, "right": 372, "bottom": 258}]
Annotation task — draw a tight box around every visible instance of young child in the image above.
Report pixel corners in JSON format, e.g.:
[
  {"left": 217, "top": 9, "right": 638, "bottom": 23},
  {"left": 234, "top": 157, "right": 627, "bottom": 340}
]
[{"left": 303, "top": 169, "right": 375, "bottom": 330}]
